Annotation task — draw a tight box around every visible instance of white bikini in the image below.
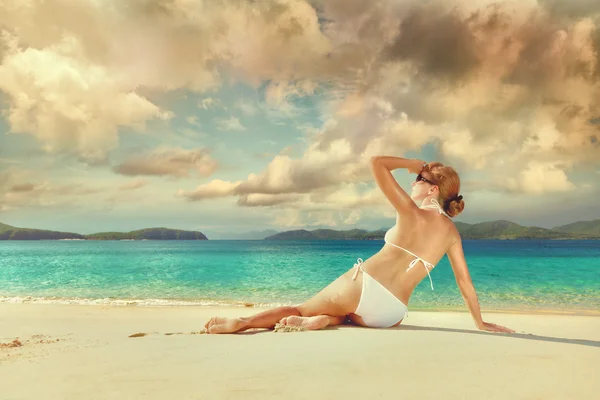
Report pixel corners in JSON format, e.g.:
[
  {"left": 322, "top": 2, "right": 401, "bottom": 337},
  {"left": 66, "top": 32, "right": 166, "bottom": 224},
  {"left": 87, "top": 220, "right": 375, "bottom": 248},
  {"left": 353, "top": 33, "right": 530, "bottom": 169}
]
[{"left": 352, "top": 200, "right": 450, "bottom": 328}]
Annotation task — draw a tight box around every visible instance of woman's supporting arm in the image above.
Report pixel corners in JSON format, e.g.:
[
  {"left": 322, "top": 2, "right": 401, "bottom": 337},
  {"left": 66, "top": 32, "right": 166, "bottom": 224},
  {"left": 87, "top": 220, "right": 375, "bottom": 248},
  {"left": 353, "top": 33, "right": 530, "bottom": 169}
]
[{"left": 446, "top": 236, "right": 515, "bottom": 333}]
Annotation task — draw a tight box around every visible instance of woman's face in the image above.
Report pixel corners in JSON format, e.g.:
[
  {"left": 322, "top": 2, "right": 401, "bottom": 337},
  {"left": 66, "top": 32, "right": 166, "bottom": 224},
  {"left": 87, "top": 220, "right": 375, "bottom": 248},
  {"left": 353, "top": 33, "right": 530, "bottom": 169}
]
[{"left": 410, "top": 172, "right": 436, "bottom": 201}]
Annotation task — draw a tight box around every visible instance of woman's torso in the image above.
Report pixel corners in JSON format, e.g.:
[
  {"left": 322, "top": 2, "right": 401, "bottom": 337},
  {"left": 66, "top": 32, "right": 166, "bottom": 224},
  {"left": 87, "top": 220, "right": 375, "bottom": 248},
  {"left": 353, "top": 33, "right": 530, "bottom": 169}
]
[{"left": 359, "top": 207, "right": 458, "bottom": 305}]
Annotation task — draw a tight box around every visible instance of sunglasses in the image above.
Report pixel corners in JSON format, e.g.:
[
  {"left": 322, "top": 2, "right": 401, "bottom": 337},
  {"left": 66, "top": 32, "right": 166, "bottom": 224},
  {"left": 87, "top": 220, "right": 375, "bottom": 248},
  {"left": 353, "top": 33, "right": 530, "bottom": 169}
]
[{"left": 416, "top": 174, "right": 435, "bottom": 185}]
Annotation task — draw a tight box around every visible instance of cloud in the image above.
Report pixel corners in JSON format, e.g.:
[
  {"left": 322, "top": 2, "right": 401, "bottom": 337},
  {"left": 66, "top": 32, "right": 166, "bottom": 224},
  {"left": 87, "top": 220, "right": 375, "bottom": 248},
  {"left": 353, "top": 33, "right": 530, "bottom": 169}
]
[
  {"left": 186, "top": 116, "right": 201, "bottom": 127},
  {"left": 0, "top": 157, "right": 22, "bottom": 165},
  {"left": 234, "top": 99, "right": 259, "bottom": 116},
  {"left": 114, "top": 147, "right": 218, "bottom": 178},
  {"left": 3, "top": 0, "right": 600, "bottom": 222},
  {"left": 0, "top": 168, "right": 103, "bottom": 211},
  {"left": 215, "top": 116, "right": 246, "bottom": 132},
  {"left": 503, "top": 161, "right": 576, "bottom": 194},
  {"left": 269, "top": 208, "right": 365, "bottom": 228},
  {"left": 236, "top": 193, "right": 302, "bottom": 207},
  {"left": 0, "top": 0, "right": 331, "bottom": 161},
  {"left": 0, "top": 33, "right": 171, "bottom": 163},
  {"left": 50, "top": 184, "right": 104, "bottom": 196},
  {"left": 538, "top": 0, "right": 600, "bottom": 19},
  {"left": 198, "top": 98, "right": 222, "bottom": 110},
  {"left": 177, "top": 179, "right": 241, "bottom": 201},
  {"left": 9, "top": 183, "right": 35, "bottom": 192},
  {"left": 118, "top": 179, "right": 148, "bottom": 191}
]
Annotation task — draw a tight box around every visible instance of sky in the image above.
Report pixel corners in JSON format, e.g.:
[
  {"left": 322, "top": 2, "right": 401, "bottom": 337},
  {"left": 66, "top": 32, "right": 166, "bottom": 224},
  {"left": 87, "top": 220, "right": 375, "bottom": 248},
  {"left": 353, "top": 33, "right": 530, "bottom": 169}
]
[{"left": 1, "top": 0, "right": 600, "bottom": 238}]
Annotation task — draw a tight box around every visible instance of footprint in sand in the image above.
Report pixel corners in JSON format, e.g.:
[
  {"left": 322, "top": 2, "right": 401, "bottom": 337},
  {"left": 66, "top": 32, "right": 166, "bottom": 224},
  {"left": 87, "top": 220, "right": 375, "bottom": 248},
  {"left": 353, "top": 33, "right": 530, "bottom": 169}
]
[
  {"left": 128, "top": 332, "right": 149, "bottom": 338},
  {"left": 0, "top": 339, "right": 23, "bottom": 348},
  {"left": 128, "top": 329, "right": 207, "bottom": 338}
]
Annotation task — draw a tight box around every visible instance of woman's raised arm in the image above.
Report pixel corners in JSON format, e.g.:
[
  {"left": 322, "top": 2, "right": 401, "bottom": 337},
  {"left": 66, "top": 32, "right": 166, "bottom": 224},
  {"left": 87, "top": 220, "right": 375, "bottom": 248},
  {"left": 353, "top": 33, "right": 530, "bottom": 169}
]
[{"left": 369, "top": 156, "right": 424, "bottom": 215}]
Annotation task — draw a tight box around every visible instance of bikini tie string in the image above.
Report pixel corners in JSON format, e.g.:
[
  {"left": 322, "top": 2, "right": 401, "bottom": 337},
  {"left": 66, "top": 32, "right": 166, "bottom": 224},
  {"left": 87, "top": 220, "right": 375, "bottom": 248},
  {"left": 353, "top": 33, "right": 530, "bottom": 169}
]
[
  {"left": 406, "top": 258, "right": 435, "bottom": 291},
  {"left": 421, "top": 198, "right": 449, "bottom": 218},
  {"left": 352, "top": 258, "right": 364, "bottom": 281}
]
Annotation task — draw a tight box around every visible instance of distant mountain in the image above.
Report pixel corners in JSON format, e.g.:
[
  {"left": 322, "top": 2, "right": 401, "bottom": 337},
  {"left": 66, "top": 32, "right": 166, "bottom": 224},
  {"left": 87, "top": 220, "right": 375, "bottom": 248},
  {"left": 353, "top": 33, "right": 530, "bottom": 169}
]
[
  {"left": 86, "top": 228, "right": 208, "bottom": 240},
  {"left": 266, "top": 229, "right": 375, "bottom": 240},
  {"left": 209, "top": 229, "right": 280, "bottom": 240},
  {"left": 0, "top": 222, "right": 85, "bottom": 240},
  {"left": 265, "top": 220, "right": 600, "bottom": 240},
  {"left": 552, "top": 219, "right": 600, "bottom": 235},
  {"left": 454, "top": 220, "right": 592, "bottom": 240},
  {"left": 2, "top": 218, "right": 599, "bottom": 241},
  {"left": 0, "top": 223, "right": 208, "bottom": 240}
]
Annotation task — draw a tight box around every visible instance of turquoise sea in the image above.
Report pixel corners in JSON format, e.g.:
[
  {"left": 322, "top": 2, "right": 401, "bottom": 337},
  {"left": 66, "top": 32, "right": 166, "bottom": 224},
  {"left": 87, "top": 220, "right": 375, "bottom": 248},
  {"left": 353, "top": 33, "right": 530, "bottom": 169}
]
[{"left": 0, "top": 240, "right": 599, "bottom": 313}]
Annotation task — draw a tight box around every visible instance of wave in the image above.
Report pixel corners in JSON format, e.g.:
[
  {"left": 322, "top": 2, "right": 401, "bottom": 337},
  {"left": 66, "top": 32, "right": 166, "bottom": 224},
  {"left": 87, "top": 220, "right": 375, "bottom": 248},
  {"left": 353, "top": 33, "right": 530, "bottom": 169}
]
[{"left": 0, "top": 296, "right": 297, "bottom": 308}]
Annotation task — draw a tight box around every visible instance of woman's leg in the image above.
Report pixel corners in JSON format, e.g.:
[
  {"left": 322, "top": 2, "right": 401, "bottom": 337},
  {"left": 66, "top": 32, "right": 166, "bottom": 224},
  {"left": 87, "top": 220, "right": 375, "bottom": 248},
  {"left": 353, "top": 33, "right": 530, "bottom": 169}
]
[
  {"left": 204, "top": 306, "right": 302, "bottom": 334},
  {"left": 205, "top": 266, "right": 361, "bottom": 334},
  {"left": 278, "top": 314, "right": 347, "bottom": 330}
]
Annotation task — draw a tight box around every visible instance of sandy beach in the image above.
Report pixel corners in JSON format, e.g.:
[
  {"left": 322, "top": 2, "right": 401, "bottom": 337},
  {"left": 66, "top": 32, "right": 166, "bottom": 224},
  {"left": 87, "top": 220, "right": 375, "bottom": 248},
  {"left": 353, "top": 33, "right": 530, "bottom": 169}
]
[{"left": 1, "top": 303, "right": 599, "bottom": 400}]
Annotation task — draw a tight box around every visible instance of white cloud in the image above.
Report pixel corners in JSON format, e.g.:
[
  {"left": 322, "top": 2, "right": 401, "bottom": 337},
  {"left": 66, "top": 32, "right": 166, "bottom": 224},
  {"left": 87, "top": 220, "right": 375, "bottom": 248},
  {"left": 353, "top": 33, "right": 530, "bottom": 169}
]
[
  {"left": 0, "top": 0, "right": 331, "bottom": 162},
  {"left": 186, "top": 116, "right": 201, "bottom": 127},
  {"left": 234, "top": 99, "right": 258, "bottom": 116},
  {"left": 0, "top": 168, "right": 103, "bottom": 211},
  {"left": 118, "top": 179, "right": 147, "bottom": 191},
  {"left": 177, "top": 179, "right": 241, "bottom": 201},
  {"left": 237, "top": 193, "right": 301, "bottom": 207},
  {"left": 0, "top": 35, "right": 171, "bottom": 163},
  {"left": 198, "top": 98, "right": 223, "bottom": 110},
  {"left": 114, "top": 147, "right": 218, "bottom": 178},
  {"left": 504, "top": 162, "right": 576, "bottom": 194},
  {"left": 215, "top": 116, "right": 246, "bottom": 132}
]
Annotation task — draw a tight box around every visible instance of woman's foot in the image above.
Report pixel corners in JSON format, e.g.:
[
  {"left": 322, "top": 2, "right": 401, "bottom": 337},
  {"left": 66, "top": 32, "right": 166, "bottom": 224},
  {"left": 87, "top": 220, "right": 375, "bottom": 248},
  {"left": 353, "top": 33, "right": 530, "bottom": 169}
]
[
  {"left": 277, "top": 315, "right": 331, "bottom": 331},
  {"left": 204, "top": 317, "right": 246, "bottom": 334}
]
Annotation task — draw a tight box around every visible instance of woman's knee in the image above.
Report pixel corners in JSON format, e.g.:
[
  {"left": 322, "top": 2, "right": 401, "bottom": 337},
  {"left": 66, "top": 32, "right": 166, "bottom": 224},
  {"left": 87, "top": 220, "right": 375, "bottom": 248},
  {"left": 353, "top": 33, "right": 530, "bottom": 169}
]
[
  {"left": 297, "top": 301, "right": 344, "bottom": 318},
  {"left": 286, "top": 306, "right": 302, "bottom": 316}
]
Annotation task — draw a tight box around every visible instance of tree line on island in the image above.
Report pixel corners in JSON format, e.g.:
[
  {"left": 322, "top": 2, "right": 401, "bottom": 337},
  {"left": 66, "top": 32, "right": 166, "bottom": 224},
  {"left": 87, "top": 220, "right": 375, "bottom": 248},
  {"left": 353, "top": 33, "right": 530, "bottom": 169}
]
[
  {"left": 0, "top": 223, "right": 207, "bottom": 241},
  {"left": 1, "top": 219, "right": 600, "bottom": 240}
]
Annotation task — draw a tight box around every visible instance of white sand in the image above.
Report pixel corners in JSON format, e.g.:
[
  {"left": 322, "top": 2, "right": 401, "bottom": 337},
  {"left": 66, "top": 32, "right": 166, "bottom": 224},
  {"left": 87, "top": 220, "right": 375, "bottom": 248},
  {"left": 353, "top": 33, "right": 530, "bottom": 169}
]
[{"left": 1, "top": 303, "right": 599, "bottom": 400}]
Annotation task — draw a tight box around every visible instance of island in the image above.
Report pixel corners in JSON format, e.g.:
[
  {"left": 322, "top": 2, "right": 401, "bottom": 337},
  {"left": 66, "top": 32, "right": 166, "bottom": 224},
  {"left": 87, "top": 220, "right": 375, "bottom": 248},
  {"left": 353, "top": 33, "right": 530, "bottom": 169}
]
[
  {"left": 1, "top": 219, "right": 599, "bottom": 241},
  {"left": 0, "top": 223, "right": 208, "bottom": 240},
  {"left": 264, "top": 220, "right": 600, "bottom": 240}
]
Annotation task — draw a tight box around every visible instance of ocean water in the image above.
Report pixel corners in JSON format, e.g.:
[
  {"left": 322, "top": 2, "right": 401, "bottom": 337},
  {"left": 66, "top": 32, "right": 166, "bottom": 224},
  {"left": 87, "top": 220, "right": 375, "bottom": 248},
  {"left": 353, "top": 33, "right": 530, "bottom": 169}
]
[{"left": 0, "top": 240, "right": 599, "bottom": 313}]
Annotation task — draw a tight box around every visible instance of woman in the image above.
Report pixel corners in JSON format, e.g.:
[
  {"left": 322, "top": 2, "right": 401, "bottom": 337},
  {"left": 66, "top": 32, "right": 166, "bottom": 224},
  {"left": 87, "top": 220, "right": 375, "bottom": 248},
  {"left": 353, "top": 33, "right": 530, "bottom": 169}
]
[{"left": 204, "top": 156, "right": 515, "bottom": 334}]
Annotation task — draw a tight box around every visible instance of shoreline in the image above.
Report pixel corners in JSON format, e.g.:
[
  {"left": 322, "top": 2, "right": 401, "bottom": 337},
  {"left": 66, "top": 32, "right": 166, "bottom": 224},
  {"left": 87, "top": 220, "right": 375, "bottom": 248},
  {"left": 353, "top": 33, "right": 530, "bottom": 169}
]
[{"left": 1, "top": 297, "right": 599, "bottom": 317}]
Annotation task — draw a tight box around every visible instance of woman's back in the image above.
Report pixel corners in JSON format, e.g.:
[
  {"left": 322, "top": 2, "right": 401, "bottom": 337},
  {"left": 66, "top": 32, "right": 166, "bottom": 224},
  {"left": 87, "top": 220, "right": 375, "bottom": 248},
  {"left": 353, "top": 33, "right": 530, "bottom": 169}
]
[{"left": 362, "top": 206, "right": 458, "bottom": 304}]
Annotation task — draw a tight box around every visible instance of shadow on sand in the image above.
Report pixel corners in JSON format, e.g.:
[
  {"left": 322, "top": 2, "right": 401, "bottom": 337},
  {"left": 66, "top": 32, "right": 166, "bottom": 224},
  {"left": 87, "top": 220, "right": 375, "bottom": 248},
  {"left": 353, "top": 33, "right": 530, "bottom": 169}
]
[
  {"left": 233, "top": 323, "right": 600, "bottom": 348},
  {"left": 387, "top": 324, "right": 600, "bottom": 348}
]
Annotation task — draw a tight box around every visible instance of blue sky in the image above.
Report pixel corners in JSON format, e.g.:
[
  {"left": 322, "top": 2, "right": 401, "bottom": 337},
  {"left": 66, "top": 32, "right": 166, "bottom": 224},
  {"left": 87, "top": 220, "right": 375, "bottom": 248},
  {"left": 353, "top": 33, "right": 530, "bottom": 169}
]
[{"left": 1, "top": 0, "right": 599, "bottom": 238}]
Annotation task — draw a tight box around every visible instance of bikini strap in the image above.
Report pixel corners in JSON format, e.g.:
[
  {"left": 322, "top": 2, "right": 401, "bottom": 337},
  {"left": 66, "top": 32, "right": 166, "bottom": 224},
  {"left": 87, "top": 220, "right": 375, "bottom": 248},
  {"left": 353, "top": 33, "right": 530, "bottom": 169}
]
[
  {"left": 421, "top": 198, "right": 450, "bottom": 218},
  {"left": 352, "top": 258, "right": 364, "bottom": 281},
  {"left": 406, "top": 258, "right": 435, "bottom": 290},
  {"left": 385, "top": 240, "right": 436, "bottom": 291}
]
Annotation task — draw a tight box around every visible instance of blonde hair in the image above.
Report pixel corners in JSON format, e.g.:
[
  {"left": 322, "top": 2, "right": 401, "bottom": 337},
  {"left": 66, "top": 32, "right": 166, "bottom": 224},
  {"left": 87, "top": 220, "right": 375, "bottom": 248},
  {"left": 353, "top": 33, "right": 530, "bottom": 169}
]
[{"left": 425, "top": 162, "right": 464, "bottom": 218}]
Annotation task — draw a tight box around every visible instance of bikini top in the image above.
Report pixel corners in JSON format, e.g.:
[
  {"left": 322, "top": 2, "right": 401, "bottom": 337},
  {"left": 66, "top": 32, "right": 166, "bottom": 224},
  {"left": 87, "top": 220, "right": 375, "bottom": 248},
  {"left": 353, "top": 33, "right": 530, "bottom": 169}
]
[{"left": 384, "top": 199, "right": 450, "bottom": 290}]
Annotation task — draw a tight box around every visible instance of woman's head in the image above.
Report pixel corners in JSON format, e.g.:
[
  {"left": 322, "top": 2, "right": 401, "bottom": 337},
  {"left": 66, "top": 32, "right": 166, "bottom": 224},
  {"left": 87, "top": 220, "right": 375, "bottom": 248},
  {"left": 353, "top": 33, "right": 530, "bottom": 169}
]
[{"left": 411, "top": 162, "right": 465, "bottom": 218}]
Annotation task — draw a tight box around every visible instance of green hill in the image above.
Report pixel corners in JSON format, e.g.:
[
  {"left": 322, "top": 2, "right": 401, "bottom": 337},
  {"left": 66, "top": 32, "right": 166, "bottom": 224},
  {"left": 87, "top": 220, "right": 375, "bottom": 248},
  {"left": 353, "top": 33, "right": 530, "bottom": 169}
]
[
  {"left": 0, "top": 223, "right": 208, "bottom": 240},
  {"left": 0, "top": 222, "right": 85, "bottom": 240},
  {"left": 454, "top": 220, "right": 589, "bottom": 240},
  {"left": 265, "top": 220, "right": 600, "bottom": 240},
  {"left": 552, "top": 219, "right": 600, "bottom": 235},
  {"left": 86, "top": 228, "right": 207, "bottom": 240},
  {"left": 266, "top": 229, "right": 379, "bottom": 240},
  {"left": 2, "top": 219, "right": 599, "bottom": 241}
]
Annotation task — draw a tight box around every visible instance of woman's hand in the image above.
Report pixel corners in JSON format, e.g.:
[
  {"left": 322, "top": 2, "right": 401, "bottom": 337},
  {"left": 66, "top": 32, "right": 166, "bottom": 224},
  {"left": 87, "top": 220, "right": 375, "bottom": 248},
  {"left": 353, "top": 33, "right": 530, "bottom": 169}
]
[
  {"left": 477, "top": 321, "right": 515, "bottom": 333},
  {"left": 408, "top": 159, "right": 426, "bottom": 175}
]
